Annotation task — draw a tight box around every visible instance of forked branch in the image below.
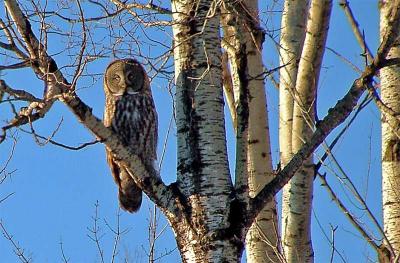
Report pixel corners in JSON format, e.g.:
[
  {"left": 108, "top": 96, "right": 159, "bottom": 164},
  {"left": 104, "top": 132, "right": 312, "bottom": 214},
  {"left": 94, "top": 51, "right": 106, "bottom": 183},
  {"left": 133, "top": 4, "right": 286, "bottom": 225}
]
[{"left": 250, "top": 0, "right": 400, "bottom": 224}]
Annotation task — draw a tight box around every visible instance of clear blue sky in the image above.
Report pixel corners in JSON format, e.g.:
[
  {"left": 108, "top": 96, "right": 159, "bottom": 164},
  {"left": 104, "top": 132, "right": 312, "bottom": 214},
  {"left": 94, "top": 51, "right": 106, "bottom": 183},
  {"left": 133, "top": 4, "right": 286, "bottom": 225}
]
[{"left": 0, "top": 1, "right": 383, "bottom": 262}]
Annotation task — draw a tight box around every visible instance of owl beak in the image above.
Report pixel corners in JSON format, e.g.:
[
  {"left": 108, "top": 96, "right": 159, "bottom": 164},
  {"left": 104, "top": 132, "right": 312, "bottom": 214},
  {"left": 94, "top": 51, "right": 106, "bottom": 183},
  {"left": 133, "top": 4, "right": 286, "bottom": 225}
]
[{"left": 114, "top": 94, "right": 123, "bottom": 101}]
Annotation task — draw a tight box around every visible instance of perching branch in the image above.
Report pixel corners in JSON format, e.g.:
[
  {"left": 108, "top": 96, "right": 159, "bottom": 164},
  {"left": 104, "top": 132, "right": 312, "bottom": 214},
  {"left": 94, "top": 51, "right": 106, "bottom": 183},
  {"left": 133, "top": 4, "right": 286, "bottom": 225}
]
[
  {"left": 2, "top": 0, "right": 184, "bottom": 223},
  {"left": 60, "top": 92, "right": 182, "bottom": 219}
]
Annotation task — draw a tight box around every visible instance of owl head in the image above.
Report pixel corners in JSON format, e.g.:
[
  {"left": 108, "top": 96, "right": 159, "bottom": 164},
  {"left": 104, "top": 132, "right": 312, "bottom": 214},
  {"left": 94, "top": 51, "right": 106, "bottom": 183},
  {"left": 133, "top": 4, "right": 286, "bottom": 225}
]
[{"left": 104, "top": 58, "right": 149, "bottom": 97}]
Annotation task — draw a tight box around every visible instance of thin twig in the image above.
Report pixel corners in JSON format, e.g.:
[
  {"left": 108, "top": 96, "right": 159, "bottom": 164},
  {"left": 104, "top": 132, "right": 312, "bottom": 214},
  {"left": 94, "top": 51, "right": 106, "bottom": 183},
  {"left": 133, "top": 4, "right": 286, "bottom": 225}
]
[
  {"left": 87, "top": 201, "right": 105, "bottom": 263},
  {"left": 0, "top": 192, "right": 14, "bottom": 204},
  {"left": 317, "top": 172, "right": 379, "bottom": 252},
  {"left": 59, "top": 239, "right": 70, "bottom": 263},
  {"left": 312, "top": 210, "right": 347, "bottom": 263},
  {"left": 329, "top": 225, "right": 338, "bottom": 263},
  {"left": 19, "top": 127, "right": 100, "bottom": 150},
  {"left": 0, "top": 221, "right": 31, "bottom": 263},
  {"left": 0, "top": 135, "right": 17, "bottom": 180},
  {"left": 104, "top": 209, "right": 129, "bottom": 263},
  {"left": 70, "top": 0, "right": 87, "bottom": 91},
  {"left": 28, "top": 117, "right": 63, "bottom": 147},
  {"left": 326, "top": 47, "right": 363, "bottom": 73}
]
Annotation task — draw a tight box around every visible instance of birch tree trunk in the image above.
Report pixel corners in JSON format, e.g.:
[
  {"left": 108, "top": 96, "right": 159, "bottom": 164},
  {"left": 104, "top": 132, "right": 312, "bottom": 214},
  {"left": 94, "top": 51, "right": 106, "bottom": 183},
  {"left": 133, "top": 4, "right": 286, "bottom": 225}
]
[
  {"left": 380, "top": 1, "right": 400, "bottom": 259},
  {"left": 5, "top": 0, "right": 400, "bottom": 262},
  {"left": 280, "top": 1, "right": 332, "bottom": 262},
  {"left": 221, "top": 1, "right": 280, "bottom": 261},
  {"left": 278, "top": 2, "right": 309, "bottom": 260},
  {"left": 170, "top": 1, "right": 244, "bottom": 261},
  {"left": 279, "top": 1, "right": 309, "bottom": 169}
]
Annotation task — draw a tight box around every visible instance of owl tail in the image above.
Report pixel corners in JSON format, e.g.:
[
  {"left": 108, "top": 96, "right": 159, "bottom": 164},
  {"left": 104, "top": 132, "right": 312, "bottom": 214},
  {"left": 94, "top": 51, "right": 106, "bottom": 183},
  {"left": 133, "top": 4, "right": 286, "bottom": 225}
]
[{"left": 118, "top": 170, "right": 142, "bottom": 213}]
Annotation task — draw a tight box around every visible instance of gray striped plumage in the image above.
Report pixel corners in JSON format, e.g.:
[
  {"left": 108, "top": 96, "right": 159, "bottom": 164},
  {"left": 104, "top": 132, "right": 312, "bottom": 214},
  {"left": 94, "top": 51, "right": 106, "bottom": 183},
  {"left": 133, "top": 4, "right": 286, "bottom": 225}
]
[{"left": 103, "top": 58, "right": 157, "bottom": 213}]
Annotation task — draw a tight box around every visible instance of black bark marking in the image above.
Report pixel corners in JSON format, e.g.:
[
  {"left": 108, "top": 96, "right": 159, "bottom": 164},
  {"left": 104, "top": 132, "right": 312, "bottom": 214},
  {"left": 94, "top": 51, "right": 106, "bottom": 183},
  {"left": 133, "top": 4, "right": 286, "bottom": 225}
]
[
  {"left": 248, "top": 139, "right": 259, "bottom": 144},
  {"left": 176, "top": 69, "right": 203, "bottom": 192},
  {"left": 383, "top": 139, "right": 400, "bottom": 161},
  {"left": 187, "top": 10, "right": 199, "bottom": 35},
  {"left": 236, "top": 44, "right": 249, "bottom": 134}
]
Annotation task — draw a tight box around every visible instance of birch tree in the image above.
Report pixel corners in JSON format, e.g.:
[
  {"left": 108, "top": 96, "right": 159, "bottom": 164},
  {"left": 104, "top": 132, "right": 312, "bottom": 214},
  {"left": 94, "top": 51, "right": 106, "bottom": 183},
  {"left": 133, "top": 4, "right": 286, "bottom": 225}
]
[
  {"left": 1, "top": 0, "right": 400, "bottom": 262},
  {"left": 280, "top": 1, "right": 331, "bottom": 262},
  {"left": 380, "top": 1, "right": 400, "bottom": 261},
  {"left": 221, "top": 1, "right": 279, "bottom": 261}
]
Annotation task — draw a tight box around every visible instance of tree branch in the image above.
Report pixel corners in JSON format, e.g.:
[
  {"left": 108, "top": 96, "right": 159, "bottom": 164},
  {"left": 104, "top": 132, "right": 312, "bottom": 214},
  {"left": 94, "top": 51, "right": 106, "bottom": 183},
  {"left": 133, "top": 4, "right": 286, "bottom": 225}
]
[
  {"left": 60, "top": 93, "right": 181, "bottom": 219},
  {"left": 249, "top": 0, "right": 400, "bottom": 223},
  {"left": 339, "top": 0, "right": 374, "bottom": 63},
  {"left": 2, "top": 0, "right": 184, "bottom": 221}
]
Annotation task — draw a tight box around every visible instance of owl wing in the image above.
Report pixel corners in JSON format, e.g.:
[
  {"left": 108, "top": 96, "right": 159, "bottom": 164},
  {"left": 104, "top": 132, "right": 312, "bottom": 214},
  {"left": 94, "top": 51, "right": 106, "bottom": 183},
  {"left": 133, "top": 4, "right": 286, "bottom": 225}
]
[{"left": 106, "top": 149, "right": 121, "bottom": 186}]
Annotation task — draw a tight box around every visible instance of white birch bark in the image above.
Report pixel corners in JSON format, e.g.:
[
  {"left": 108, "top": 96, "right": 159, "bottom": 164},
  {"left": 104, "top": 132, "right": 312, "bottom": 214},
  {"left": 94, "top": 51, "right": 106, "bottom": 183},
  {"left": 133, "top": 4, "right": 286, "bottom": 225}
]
[
  {"left": 279, "top": 0, "right": 309, "bottom": 168},
  {"left": 380, "top": 1, "right": 400, "bottom": 259},
  {"left": 221, "top": 1, "right": 280, "bottom": 261},
  {"left": 281, "top": 1, "right": 332, "bottom": 262},
  {"left": 5, "top": 0, "right": 400, "bottom": 262},
  {"left": 278, "top": 1, "right": 309, "bottom": 260},
  {"left": 170, "top": 1, "right": 241, "bottom": 261}
]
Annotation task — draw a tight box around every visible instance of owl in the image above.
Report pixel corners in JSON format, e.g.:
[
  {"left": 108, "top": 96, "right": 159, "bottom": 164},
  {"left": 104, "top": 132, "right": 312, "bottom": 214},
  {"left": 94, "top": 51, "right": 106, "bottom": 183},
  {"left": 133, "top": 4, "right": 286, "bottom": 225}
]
[{"left": 103, "top": 58, "right": 158, "bottom": 213}]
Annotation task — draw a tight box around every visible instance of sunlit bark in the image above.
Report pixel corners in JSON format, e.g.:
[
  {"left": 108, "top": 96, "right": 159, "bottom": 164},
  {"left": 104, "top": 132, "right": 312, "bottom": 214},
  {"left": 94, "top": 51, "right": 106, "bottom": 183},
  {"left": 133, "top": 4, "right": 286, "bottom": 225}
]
[
  {"left": 3, "top": 0, "right": 400, "bottom": 262},
  {"left": 170, "top": 1, "right": 242, "bottom": 261},
  {"left": 281, "top": 1, "right": 332, "bottom": 262},
  {"left": 221, "top": 0, "right": 280, "bottom": 261},
  {"left": 380, "top": 1, "right": 400, "bottom": 260},
  {"left": 278, "top": 1, "right": 309, "bottom": 260}
]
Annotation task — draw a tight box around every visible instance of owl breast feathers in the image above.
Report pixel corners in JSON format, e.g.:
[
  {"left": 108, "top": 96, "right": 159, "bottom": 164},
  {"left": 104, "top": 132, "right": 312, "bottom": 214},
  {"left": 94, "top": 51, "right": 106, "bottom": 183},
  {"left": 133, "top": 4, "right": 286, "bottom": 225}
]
[{"left": 103, "top": 58, "right": 158, "bottom": 213}]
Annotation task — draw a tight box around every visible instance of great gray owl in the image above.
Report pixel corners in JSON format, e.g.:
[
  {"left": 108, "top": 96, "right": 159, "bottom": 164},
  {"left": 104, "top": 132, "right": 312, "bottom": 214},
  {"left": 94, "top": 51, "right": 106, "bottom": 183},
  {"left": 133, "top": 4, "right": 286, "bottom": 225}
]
[{"left": 103, "top": 58, "right": 158, "bottom": 213}]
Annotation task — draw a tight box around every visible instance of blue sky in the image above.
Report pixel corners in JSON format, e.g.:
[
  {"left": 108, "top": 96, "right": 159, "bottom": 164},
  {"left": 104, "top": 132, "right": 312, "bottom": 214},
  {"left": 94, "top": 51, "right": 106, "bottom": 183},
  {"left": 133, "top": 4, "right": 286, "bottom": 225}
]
[{"left": 0, "top": 1, "right": 384, "bottom": 262}]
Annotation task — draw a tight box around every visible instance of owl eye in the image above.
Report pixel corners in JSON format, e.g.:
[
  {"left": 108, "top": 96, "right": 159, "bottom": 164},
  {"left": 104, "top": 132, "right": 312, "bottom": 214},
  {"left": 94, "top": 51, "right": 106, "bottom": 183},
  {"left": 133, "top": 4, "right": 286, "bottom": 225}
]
[
  {"left": 112, "top": 74, "right": 120, "bottom": 82},
  {"left": 127, "top": 73, "right": 135, "bottom": 81}
]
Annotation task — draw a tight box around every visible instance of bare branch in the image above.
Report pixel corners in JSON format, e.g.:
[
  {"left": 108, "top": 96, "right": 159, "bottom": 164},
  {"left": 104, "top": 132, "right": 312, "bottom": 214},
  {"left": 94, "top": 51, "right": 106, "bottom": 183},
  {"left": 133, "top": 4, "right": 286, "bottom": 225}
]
[
  {"left": 109, "top": 0, "right": 171, "bottom": 27},
  {"left": 250, "top": 0, "right": 400, "bottom": 223},
  {"left": 60, "top": 92, "right": 182, "bottom": 219},
  {"left": 70, "top": 0, "right": 87, "bottom": 91},
  {"left": 326, "top": 46, "right": 363, "bottom": 73},
  {"left": 4, "top": 0, "right": 70, "bottom": 96},
  {"left": 0, "top": 134, "right": 17, "bottom": 182},
  {"left": 329, "top": 225, "right": 338, "bottom": 263},
  {"left": 87, "top": 201, "right": 105, "bottom": 263},
  {"left": 0, "top": 79, "right": 42, "bottom": 102},
  {"left": 317, "top": 172, "right": 380, "bottom": 253},
  {"left": 59, "top": 239, "right": 70, "bottom": 263},
  {"left": 0, "top": 60, "right": 31, "bottom": 70},
  {"left": 104, "top": 210, "right": 128, "bottom": 263},
  {"left": 339, "top": 0, "right": 374, "bottom": 63},
  {"left": 0, "top": 80, "right": 50, "bottom": 143},
  {"left": 19, "top": 127, "right": 100, "bottom": 150},
  {"left": 366, "top": 82, "right": 400, "bottom": 136},
  {"left": 0, "top": 192, "right": 14, "bottom": 204},
  {"left": 0, "top": 18, "right": 29, "bottom": 59},
  {"left": 0, "top": 221, "right": 31, "bottom": 263}
]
